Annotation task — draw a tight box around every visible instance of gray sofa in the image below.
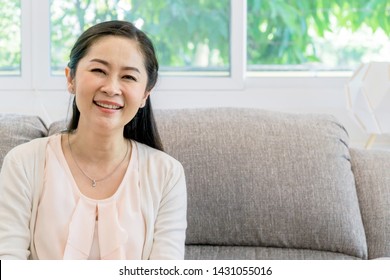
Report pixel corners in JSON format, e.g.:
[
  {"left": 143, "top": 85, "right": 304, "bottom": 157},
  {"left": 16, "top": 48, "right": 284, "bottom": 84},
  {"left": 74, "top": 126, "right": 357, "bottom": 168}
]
[{"left": 1, "top": 108, "right": 389, "bottom": 260}]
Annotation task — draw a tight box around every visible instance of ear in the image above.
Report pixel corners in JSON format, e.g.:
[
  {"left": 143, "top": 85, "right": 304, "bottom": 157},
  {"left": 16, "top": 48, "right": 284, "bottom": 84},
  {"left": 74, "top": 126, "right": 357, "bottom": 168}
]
[
  {"left": 140, "top": 91, "right": 151, "bottom": 108},
  {"left": 65, "top": 67, "right": 75, "bottom": 94}
]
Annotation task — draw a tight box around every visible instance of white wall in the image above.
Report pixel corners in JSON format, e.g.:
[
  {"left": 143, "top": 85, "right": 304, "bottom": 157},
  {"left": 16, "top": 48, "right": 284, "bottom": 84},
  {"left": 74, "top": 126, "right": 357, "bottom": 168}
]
[{"left": 2, "top": 76, "right": 389, "bottom": 150}]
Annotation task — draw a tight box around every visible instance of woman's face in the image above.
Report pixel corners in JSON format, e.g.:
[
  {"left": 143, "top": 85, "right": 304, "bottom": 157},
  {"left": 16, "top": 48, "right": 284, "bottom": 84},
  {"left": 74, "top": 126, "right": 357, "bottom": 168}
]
[{"left": 66, "top": 35, "right": 150, "bottom": 134}]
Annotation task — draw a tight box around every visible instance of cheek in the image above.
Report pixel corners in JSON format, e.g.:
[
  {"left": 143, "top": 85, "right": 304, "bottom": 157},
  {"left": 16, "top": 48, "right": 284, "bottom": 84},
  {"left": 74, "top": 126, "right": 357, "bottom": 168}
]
[
  {"left": 124, "top": 85, "right": 148, "bottom": 101},
  {"left": 76, "top": 71, "right": 101, "bottom": 86}
]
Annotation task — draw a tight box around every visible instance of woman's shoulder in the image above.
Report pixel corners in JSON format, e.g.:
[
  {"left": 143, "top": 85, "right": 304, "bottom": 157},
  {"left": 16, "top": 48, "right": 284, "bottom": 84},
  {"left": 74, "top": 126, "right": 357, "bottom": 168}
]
[{"left": 4, "top": 136, "right": 52, "bottom": 162}]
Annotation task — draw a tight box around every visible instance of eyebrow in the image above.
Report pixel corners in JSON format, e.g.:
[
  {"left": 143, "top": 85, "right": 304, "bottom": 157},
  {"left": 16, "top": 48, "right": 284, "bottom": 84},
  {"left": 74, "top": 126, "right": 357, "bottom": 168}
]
[{"left": 90, "top": 58, "right": 140, "bottom": 73}]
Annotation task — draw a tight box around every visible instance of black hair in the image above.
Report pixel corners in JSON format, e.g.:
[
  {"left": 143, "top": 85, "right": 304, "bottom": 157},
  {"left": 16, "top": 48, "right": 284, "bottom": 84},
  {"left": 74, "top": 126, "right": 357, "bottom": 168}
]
[{"left": 67, "top": 20, "right": 163, "bottom": 151}]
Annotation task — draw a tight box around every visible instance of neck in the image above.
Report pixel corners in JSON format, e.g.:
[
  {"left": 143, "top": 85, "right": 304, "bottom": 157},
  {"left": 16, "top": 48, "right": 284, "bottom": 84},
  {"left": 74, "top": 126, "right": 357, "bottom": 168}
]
[
  {"left": 65, "top": 129, "right": 130, "bottom": 188},
  {"left": 68, "top": 128, "right": 128, "bottom": 163}
]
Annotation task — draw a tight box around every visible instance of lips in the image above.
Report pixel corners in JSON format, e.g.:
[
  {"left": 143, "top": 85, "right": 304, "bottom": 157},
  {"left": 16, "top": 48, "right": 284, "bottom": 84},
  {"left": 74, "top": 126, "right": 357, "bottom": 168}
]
[{"left": 94, "top": 101, "right": 123, "bottom": 110}]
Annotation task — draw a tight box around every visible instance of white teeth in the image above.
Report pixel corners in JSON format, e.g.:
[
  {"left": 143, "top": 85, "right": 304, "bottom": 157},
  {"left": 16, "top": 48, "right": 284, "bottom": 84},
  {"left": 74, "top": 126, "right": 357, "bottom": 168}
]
[{"left": 95, "top": 101, "right": 121, "bottom": 110}]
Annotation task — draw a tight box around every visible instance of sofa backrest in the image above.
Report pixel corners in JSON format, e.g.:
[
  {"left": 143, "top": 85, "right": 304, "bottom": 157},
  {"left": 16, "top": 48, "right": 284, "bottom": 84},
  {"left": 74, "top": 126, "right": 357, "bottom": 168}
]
[{"left": 155, "top": 108, "right": 368, "bottom": 259}]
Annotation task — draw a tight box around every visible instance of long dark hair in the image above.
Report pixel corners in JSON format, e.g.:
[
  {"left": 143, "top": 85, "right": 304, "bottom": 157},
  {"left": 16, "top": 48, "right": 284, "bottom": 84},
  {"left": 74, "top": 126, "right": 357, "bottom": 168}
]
[{"left": 67, "top": 20, "right": 163, "bottom": 151}]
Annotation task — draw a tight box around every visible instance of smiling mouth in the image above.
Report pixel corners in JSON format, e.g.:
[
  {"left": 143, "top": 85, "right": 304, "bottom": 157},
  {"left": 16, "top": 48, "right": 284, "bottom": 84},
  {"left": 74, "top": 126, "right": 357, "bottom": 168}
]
[{"left": 94, "top": 101, "right": 123, "bottom": 110}]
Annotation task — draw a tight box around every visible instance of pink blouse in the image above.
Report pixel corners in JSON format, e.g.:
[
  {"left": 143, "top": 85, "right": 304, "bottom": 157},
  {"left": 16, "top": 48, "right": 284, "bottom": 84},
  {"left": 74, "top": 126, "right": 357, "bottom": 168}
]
[{"left": 34, "top": 134, "right": 145, "bottom": 259}]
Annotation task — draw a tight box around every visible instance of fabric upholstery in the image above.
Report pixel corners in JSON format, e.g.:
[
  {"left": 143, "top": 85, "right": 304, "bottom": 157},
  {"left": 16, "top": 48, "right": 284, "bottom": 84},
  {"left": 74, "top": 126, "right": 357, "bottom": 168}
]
[
  {"left": 155, "top": 108, "right": 368, "bottom": 259},
  {"left": 185, "top": 245, "right": 359, "bottom": 260},
  {"left": 350, "top": 148, "right": 390, "bottom": 259},
  {"left": 48, "top": 120, "right": 67, "bottom": 136},
  {"left": 0, "top": 114, "right": 47, "bottom": 169},
  {"left": 3, "top": 108, "right": 389, "bottom": 259}
]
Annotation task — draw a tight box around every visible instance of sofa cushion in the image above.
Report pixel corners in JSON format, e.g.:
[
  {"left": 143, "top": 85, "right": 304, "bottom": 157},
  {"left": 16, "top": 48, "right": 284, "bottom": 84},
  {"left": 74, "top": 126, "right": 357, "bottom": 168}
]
[
  {"left": 0, "top": 114, "right": 47, "bottom": 168},
  {"left": 155, "top": 108, "right": 367, "bottom": 259},
  {"left": 185, "top": 245, "right": 359, "bottom": 260}
]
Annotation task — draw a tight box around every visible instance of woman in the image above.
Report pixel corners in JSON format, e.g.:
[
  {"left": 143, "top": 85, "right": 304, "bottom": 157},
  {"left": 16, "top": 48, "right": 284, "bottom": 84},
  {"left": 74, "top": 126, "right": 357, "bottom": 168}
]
[{"left": 0, "top": 20, "right": 187, "bottom": 260}]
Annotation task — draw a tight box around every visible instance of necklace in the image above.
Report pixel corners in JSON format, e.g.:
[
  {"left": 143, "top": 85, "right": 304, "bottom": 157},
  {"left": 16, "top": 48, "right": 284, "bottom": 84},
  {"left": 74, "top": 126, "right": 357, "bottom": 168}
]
[{"left": 67, "top": 133, "right": 129, "bottom": 187}]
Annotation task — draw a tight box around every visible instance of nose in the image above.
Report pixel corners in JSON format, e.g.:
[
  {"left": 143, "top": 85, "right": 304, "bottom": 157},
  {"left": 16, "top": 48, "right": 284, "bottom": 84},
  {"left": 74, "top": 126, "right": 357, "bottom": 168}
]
[{"left": 101, "top": 77, "right": 121, "bottom": 96}]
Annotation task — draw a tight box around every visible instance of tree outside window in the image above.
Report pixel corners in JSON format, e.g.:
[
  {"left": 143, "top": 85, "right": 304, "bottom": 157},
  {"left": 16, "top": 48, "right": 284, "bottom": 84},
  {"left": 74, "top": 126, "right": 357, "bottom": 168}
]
[
  {"left": 50, "top": 0, "right": 230, "bottom": 76},
  {"left": 0, "top": 0, "right": 21, "bottom": 76},
  {"left": 247, "top": 0, "right": 390, "bottom": 72}
]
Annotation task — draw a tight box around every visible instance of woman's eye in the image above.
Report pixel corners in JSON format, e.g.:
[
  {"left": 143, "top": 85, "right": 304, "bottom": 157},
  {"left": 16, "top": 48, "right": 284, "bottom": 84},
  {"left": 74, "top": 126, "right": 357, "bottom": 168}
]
[
  {"left": 123, "top": 75, "right": 137, "bottom": 81},
  {"left": 91, "top": 68, "right": 105, "bottom": 74}
]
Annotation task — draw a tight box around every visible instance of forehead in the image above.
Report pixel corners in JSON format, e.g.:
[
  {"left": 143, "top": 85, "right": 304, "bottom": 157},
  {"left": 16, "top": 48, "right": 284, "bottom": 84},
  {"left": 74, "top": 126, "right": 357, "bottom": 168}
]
[{"left": 85, "top": 35, "right": 145, "bottom": 66}]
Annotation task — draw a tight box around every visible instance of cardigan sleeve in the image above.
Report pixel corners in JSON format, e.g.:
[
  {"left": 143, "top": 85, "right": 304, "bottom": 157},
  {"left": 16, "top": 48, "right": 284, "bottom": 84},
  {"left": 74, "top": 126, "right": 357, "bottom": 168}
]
[
  {"left": 0, "top": 138, "right": 47, "bottom": 260},
  {"left": 148, "top": 161, "right": 187, "bottom": 260},
  {"left": 0, "top": 147, "right": 34, "bottom": 259},
  {"left": 134, "top": 141, "right": 188, "bottom": 260}
]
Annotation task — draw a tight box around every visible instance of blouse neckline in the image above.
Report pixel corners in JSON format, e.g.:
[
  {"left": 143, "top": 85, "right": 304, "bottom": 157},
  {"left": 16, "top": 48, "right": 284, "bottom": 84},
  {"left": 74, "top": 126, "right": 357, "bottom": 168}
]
[{"left": 53, "top": 133, "right": 138, "bottom": 203}]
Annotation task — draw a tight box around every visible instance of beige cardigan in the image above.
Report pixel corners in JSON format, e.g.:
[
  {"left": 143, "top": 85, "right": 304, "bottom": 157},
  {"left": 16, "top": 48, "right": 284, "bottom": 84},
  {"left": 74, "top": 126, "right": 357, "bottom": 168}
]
[{"left": 0, "top": 136, "right": 187, "bottom": 260}]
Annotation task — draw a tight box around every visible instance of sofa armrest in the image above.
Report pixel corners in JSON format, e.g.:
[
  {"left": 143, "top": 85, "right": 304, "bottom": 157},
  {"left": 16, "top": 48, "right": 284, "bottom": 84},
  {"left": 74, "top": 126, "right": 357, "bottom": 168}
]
[
  {"left": 0, "top": 114, "right": 47, "bottom": 169},
  {"left": 350, "top": 148, "right": 390, "bottom": 259}
]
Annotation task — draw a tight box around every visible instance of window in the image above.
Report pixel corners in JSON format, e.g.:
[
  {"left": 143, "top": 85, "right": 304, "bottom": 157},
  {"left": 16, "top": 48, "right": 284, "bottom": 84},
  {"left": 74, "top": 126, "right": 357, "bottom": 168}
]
[
  {"left": 0, "top": 0, "right": 21, "bottom": 76},
  {"left": 0, "top": 0, "right": 389, "bottom": 91},
  {"left": 247, "top": 0, "right": 390, "bottom": 75},
  {"left": 50, "top": 0, "right": 230, "bottom": 76}
]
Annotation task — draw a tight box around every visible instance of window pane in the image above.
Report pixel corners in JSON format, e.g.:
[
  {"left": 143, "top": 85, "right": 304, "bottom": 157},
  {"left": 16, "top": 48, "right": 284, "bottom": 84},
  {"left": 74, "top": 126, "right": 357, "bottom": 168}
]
[
  {"left": 247, "top": 0, "right": 390, "bottom": 73},
  {"left": 50, "top": 0, "right": 230, "bottom": 76},
  {"left": 0, "top": 0, "right": 21, "bottom": 76}
]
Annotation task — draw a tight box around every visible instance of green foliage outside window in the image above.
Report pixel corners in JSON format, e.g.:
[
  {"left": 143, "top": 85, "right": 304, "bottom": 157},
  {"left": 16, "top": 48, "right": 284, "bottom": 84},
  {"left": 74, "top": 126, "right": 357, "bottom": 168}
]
[
  {"left": 0, "top": 0, "right": 389, "bottom": 75},
  {"left": 0, "top": 0, "right": 21, "bottom": 75},
  {"left": 50, "top": 0, "right": 230, "bottom": 74},
  {"left": 247, "top": 0, "right": 390, "bottom": 71},
  {"left": 49, "top": 0, "right": 390, "bottom": 72}
]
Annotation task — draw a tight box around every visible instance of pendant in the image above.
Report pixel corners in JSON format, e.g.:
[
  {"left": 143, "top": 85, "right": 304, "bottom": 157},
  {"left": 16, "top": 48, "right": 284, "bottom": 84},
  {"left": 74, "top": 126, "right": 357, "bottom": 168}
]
[{"left": 92, "top": 180, "right": 97, "bottom": 187}]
